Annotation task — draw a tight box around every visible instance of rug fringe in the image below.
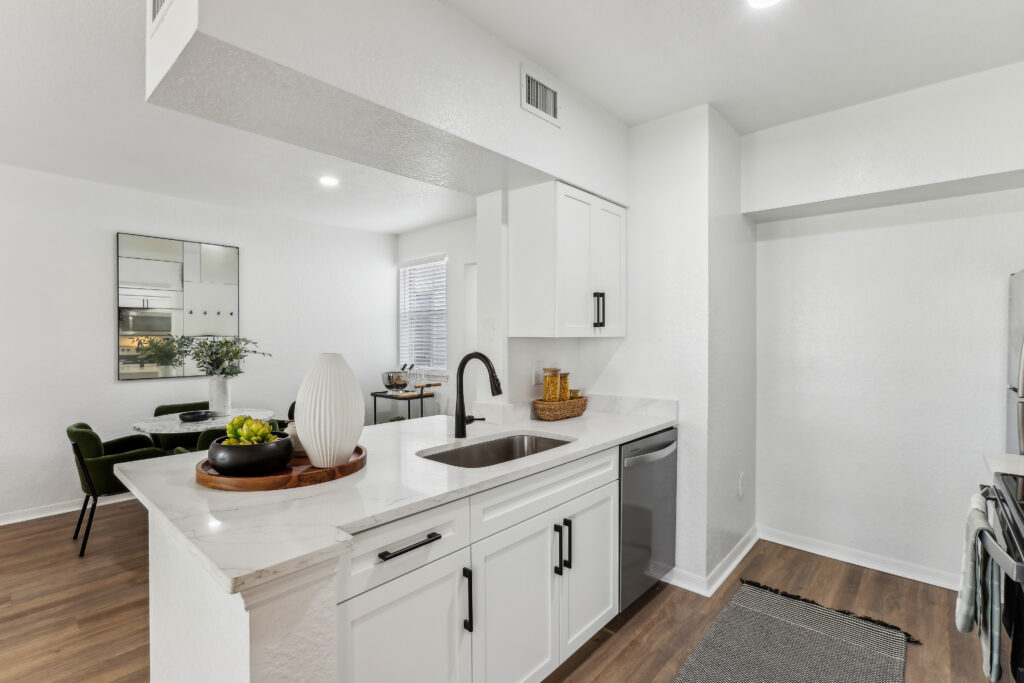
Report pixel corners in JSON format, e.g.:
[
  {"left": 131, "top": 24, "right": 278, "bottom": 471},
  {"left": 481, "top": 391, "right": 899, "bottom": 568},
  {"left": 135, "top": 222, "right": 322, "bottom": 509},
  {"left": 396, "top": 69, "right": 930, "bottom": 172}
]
[{"left": 739, "top": 578, "right": 922, "bottom": 645}]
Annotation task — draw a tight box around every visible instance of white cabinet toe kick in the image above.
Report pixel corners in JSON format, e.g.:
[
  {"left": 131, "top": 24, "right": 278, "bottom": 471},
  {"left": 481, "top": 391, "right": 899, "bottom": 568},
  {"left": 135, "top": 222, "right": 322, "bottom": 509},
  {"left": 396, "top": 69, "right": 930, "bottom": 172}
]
[{"left": 337, "top": 448, "right": 620, "bottom": 683}]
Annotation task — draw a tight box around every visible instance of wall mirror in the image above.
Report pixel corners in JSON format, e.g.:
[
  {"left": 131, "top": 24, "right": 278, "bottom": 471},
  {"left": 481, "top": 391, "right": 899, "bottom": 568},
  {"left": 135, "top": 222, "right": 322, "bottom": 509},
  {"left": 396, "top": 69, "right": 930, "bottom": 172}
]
[{"left": 117, "top": 233, "right": 239, "bottom": 380}]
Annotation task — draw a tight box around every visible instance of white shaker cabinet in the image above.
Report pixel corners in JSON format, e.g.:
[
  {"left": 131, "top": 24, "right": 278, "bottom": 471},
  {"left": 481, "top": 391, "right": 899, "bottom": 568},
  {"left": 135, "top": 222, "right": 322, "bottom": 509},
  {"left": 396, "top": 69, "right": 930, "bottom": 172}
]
[
  {"left": 470, "top": 481, "right": 619, "bottom": 683},
  {"left": 338, "top": 547, "right": 472, "bottom": 683},
  {"left": 471, "top": 509, "right": 562, "bottom": 683},
  {"left": 558, "top": 482, "right": 620, "bottom": 655},
  {"left": 334, "top": 451, "right": 621, "bottom": 683},
  {"left": 509, "top": 181, "right": 627, "bottom": 338}
]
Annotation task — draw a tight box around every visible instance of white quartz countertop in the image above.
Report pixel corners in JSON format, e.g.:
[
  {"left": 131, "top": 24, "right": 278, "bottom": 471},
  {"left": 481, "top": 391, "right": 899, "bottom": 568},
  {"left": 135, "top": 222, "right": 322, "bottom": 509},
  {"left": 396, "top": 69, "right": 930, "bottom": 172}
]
[
  {"left": 985, "top": 452, "right": 1024, "bottom": 477},
  {"left": 115, "top": 411, "right": 676, "bottom": 594}
]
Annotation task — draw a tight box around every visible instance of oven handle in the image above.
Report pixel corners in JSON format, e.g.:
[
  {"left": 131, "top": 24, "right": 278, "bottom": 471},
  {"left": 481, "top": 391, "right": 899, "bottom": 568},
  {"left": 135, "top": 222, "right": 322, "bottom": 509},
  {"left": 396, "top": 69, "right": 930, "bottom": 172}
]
[{"left": 979, "top": 485, "right": 1024, "bottom": 584}]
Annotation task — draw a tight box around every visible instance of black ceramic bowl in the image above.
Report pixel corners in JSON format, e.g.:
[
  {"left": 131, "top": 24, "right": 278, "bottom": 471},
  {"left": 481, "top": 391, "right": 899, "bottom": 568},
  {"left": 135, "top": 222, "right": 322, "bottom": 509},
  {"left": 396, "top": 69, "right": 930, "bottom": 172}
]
[
  {"left": 179, "top": 410, "right": 213, "bottom": 423},
  {"left": 207, "top": 432, "right": 294, "bottom": 477}
]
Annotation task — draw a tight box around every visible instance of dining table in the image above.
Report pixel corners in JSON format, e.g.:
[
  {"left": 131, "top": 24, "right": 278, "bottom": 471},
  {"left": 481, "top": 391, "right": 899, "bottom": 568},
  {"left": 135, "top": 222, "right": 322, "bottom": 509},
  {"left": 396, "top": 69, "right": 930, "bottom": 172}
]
[{"left": 131, "top": 408, "right": 276, "bottom": 436}]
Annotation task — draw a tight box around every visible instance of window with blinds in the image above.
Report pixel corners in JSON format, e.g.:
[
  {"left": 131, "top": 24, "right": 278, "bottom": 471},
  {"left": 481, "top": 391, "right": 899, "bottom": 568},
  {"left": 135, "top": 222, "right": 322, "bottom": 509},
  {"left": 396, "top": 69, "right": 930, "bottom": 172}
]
[{"left": 399, "top": 258, "right": 447, "bottom": 371}]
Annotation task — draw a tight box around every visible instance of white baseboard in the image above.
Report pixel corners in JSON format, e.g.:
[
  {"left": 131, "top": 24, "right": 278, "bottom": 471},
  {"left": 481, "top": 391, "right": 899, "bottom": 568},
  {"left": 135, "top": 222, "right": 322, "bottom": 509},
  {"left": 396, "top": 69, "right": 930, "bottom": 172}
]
[
  {"left": 665, "top": 525, "right": 758, "bottom": 597},
  {"left": 666, "top": 567, "right": 713, "bottom": 596},
  {"left": 664, "top": 524, "right": 958, "bottom": 596},
  {"left": 705, "top": 526, "right": 759, "bottom": 595},
  {"left": 757, "top": 525, "right": 960, "bottom": 591},
  {"left": 0, "top": 493, "right": 136, "bottom": 527}
]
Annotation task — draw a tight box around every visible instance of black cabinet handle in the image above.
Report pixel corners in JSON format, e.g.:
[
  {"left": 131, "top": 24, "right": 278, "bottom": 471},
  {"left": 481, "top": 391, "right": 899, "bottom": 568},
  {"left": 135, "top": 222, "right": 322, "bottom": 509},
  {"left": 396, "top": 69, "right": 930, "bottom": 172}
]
[
  {"left": 463, "top": 567, "right": 474, "bottom": 632},
  {"left": 554, "top": 524, "right": 564, "bottom": 575},
  {"left": 563, "top": 518, "right": 573, "bottom": 569},
  {"left": 600, "top": 293, "right": 606, "bottom": 327},
  {"left": 377, "top": 532, "right": 442, "bottom": 561},
  {"left": 593, "top": 293, "right": 601, "bottom": 328}
]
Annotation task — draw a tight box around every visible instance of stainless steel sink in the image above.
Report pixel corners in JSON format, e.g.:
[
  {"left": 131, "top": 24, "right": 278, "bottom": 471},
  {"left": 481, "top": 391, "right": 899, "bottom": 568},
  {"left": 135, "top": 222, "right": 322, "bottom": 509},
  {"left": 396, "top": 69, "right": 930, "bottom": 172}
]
[{"left": 419, "top": 434, "right": 571, "bottom": 468}]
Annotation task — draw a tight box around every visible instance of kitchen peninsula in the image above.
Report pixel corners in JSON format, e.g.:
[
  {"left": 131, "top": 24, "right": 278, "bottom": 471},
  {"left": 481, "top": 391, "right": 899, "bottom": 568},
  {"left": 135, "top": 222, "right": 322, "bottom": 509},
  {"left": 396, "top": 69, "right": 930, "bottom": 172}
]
[{"left": 116, "top": 409, "right": 676, "bottom": 682}]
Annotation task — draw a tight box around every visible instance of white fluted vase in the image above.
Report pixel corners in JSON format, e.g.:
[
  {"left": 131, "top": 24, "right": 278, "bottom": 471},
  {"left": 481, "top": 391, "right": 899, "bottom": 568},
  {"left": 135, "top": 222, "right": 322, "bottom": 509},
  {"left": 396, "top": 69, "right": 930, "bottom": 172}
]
[
  {"left": 209, "top": 376, "right": 231, "bottom": 416},
  {"left": 295, "top": 353, "right": 365, "bottom": 468}
]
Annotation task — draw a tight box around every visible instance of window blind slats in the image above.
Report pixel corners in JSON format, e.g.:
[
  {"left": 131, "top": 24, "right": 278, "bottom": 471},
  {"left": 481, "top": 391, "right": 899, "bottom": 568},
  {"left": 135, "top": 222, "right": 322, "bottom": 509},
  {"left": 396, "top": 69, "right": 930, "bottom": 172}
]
[{"left": 399, "top": 258, "right": 447, "bottom": 371}]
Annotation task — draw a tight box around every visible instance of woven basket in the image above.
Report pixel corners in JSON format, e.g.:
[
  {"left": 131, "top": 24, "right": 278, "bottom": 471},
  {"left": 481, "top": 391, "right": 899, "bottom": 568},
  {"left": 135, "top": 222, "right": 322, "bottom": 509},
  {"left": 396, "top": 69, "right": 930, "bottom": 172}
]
[{"left": 533, "top": 397, "right": 588, "bottom": 421}]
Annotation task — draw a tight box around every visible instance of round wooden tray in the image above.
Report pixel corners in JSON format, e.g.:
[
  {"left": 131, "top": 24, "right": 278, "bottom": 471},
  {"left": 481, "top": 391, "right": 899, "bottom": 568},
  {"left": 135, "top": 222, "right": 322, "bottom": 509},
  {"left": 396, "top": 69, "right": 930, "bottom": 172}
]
[{"left": 195, "top": 446, "right": 366, "bottom": 492}]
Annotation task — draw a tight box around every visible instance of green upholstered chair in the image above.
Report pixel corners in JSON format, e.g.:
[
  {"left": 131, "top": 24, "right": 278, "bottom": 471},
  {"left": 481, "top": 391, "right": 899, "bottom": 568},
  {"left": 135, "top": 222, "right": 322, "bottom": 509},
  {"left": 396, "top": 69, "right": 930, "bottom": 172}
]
[
  {"left": 66, "top": 423, "right": 165, "bottom": 557},
  {"left": 174, "top": 427, "right": 227, "bottom": 455},
  {"left": 153, "top": 401, "right": 210, "bottom": 417},
  {"left": 152, "top": 401, "right": 210, "bottom": 452}
]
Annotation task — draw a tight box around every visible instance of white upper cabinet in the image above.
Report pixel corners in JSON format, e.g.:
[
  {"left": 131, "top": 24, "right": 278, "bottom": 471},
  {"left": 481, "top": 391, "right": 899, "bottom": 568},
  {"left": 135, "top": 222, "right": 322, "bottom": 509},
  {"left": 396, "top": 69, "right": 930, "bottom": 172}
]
[
  {"left": 183, "top": 242, "right": 200, "bottom": 283},
  {"left": 117, "top": 257, "right": 183, "bottom": 292},
  {"left": 509, "top": 182, "right": 627, "bottom": 338},
  {"left": 200, "top": 244, "right": 239, "bottom": 285},
  {"left": 117, "top": 234, "right": 183, "bottom": 263}
]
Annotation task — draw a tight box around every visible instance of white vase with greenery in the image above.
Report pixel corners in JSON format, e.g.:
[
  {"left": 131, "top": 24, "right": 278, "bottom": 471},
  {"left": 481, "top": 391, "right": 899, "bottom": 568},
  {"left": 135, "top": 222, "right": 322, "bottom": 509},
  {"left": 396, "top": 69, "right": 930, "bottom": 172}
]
[{"left": 191, "top": 338, "right": 270, "bottom": 417}]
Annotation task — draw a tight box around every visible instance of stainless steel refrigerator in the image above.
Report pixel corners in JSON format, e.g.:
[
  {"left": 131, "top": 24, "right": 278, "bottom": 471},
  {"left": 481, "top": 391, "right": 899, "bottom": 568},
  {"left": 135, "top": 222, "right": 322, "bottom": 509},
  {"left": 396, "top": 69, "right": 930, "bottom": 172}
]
[{"left": 1009, "top": 270, "right": 1024, "bottom": 454}]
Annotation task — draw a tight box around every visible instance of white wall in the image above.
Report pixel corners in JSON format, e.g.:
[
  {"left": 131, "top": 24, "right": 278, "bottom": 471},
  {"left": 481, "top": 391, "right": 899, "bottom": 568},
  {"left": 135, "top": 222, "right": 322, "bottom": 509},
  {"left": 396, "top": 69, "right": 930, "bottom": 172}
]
[
  {"left": 0, "top": 162, "right": 396, "bottom": 522},
  {"left": 757, "top": 187, "right": 1024, "bottom": 587},
  {"left": 586, "top": 105, "right": 712, "bottom": 577},
  {"left": 706, "top": 109, "right": 757, "bottom": 571},
  {"left": 396, "top": 216, "right": 477, "bottom": 416},
  {"left": 469, "top": 191, "right": 512, "bottom": 421},
  {"left": 742, "top": 61, "right": 1024, "bottom": 215}
]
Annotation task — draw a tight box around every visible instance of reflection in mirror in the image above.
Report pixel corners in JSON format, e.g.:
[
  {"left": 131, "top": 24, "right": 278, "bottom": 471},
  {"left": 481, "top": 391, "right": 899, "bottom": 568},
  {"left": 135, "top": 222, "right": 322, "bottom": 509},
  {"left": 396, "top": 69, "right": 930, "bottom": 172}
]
[{"left": 117, "top": 233, "right": 239, "bottom": 380}]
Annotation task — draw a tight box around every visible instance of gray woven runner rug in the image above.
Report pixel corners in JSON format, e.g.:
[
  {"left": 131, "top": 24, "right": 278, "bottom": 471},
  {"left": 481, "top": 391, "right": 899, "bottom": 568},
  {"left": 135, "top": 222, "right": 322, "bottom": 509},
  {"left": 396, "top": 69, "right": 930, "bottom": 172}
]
[{"left": 671, "top": 581, "right": 917, "bottom": 683}]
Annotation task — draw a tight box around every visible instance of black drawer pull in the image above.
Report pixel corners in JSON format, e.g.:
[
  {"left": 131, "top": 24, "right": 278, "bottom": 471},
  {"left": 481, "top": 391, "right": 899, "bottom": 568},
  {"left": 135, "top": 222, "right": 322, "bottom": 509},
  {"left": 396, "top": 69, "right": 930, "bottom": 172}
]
[
  {"left": 463, "top": 567, "right": 474, "bottom": 632},
  {"left": 554, "top": 524, "right": 564, "bottom": 575},
  {"left": 378, "top": 532, "right": 442, "bottom": 561},
  {"left": 563, "top": 518, "right": 573, "bottom": 569}
]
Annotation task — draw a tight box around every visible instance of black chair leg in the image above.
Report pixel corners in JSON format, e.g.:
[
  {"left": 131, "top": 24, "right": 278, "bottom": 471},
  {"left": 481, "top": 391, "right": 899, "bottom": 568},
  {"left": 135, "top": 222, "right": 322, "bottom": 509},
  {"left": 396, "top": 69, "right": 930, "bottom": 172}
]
[
  {"left": 72, "top": 495, "right": 90, "bottom": 540},
  {"left": 78, "top": 496, "right": 97, "bottom": 557}
]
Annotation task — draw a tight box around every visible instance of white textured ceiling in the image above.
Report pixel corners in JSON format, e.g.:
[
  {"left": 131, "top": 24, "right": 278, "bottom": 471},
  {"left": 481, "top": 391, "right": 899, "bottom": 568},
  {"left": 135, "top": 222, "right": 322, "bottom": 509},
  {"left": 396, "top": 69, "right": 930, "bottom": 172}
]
[
  {"left": 0, "top": 0, "right": 475, "bottom": 233},
  {"left": 442, "top": 0, "right": 1024, "bottom": 131}
]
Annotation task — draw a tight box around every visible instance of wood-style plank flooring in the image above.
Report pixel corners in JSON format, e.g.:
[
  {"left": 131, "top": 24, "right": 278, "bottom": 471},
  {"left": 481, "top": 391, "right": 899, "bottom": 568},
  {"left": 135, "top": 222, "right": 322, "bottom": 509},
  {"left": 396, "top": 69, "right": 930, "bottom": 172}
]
[
  {"left": 0, "top": 501, "right": 1004, "bottom": 681},
  {"left": 547, "top": 540, "right": 1005, "bottom": 682},
  {"left": 0, "top": 500, "right": 149, "bottom": 682}
]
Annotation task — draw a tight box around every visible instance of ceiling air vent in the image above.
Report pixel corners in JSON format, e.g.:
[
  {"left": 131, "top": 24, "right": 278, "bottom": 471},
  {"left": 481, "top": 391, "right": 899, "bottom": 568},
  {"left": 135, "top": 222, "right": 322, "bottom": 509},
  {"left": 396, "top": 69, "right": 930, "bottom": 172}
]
[{"left": 521, "top": 66, "right": 560, "bottom": 127}]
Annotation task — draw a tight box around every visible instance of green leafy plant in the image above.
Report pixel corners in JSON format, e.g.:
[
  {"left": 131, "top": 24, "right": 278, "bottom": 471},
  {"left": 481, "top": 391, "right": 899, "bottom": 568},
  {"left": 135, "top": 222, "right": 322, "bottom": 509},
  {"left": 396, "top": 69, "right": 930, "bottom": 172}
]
[
  {"left": 388, "top": 416, "right": 407, "bottom": 422},
  {"left": 135, "top": 335, "right": 193, "bottom": 367},
  {"left": 191, "top": 337, "right": 270, "bottom": 377},
  {"left": 223, "top": 415, "right": 278, "bottom": 446}
]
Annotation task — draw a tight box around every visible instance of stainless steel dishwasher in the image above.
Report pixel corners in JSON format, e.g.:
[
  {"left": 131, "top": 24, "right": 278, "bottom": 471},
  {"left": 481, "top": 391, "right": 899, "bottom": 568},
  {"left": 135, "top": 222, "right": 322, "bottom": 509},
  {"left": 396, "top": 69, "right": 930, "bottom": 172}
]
[{"left": 619, "top": 427, "right": 678, "bottom": 610}]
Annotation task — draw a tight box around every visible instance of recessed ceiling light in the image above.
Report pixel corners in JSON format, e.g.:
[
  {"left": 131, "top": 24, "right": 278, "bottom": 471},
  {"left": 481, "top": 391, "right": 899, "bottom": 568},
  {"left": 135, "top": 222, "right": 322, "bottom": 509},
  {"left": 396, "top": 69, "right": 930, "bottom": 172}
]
[
  {"left": 748, "top": 0, "right": 783, "bottom": 7},
  {"left": 318, "top": 175, "right": 339, "bottom": 187}
]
